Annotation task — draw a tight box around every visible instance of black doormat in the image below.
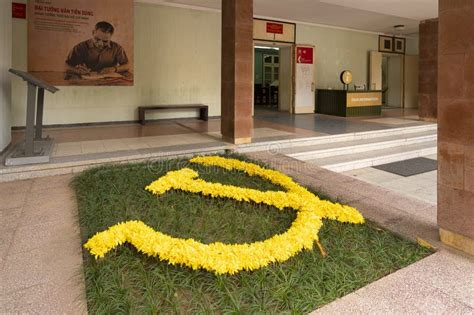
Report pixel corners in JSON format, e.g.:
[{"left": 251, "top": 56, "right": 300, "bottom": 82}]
[{"left": 373, "top": 157, "right": 437, "bottom": 177}]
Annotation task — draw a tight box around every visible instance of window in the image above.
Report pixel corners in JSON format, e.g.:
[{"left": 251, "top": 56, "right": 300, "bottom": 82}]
[{"left": 263, "top": 54, "right": 280, "bottom": 86}]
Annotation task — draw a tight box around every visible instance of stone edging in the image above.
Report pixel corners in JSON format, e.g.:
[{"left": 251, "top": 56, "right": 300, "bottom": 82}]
[{"left": 245, "top": 151, "right": 441, "bottom": 248}]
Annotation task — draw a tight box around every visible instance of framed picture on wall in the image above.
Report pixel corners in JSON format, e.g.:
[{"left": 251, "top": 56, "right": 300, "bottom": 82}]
[
  {"left": 393, "top": 37, "right": 406, "bottom": 54},
  {"left": 379, "top": 35, "right": 393, "bottom": 53},
  {"left": 27, "top": 0, "right": 134, "bottom": 86}
]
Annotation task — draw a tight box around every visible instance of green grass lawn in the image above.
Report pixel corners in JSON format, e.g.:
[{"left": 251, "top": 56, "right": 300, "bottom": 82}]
[{"left": 73, "top": 154, "right": 432, "bottom": 314}]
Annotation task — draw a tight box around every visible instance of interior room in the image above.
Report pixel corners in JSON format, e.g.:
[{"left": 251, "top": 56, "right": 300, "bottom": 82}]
[
  {"left": 253, "top": 44, "right": 293, "bottom": 113},
  {"left": 253, "top": 46, "right": 280, "bottom": 110}
]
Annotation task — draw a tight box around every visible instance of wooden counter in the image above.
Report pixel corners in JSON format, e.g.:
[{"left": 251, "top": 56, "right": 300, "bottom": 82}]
[{"left": 316, "top": 89, "right": 382, "bottom": 117}]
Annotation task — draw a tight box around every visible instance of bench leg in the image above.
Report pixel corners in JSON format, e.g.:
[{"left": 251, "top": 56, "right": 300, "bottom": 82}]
[
  {"left": 139, "top": 109, "right": 146, "bottom": 125},
  {"left": 200, "top": 108, "right": 208, "bottom": 121}
]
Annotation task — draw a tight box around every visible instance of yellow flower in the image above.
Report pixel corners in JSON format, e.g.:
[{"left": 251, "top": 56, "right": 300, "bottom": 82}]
[{"left": 84, "top": 156, "right": 364, "bottom": 274}]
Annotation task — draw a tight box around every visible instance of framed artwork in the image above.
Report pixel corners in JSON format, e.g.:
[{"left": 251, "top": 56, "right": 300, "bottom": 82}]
[
  {"left": 28, "top": 0, "right": 134, "bottom": 86},
  {"left": 379, "top": 35, "right": 393, "bottom": 53},
  {"left": 393, "top": 37, "right": 406, "bottom": 54}
]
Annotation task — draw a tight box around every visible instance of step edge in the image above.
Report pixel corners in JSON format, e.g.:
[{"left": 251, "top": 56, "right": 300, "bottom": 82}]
[
  {"left": 239, "top": 125, "right": 437, "bottom": 152},
  {"left": 287, "top": 135, "right": 437, "bottom": 158},
  {"left": 306, "top": 144, "right": 437, "bottom": 165},
  {"left": 321, "top": 148, "right": 437, "bottom": 171}
]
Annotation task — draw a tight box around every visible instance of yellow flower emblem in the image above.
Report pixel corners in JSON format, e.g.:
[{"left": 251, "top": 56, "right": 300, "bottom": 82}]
[{"left": 84, "top": 156, "right": 364, "bottom": 275}]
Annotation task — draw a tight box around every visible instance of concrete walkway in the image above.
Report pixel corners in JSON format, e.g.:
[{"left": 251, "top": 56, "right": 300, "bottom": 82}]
[
  {"left": 313, "top": 250, "right": 474, "bottom": 314},
  {"left": 343, "top": 153, "right": 438, "bottom": 205},
  {"left": 0, "top": 174, "right": 87, "bottom": 314}
]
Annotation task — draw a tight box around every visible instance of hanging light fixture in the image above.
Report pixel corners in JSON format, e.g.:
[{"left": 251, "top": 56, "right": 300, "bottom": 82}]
[{"left": 393, "top": 24, "right": 406, "bottom": 36}]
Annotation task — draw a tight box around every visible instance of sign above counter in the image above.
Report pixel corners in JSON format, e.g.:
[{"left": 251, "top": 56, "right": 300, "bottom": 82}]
[
  {"left": 254, "top": 19, "right": 295, "bottom": 44},
  {"left": 317, "top": 90, "right": 382, "bottom": 117},
  {"left": 346, "top": 92, "right": 382, "bottom": 107}
]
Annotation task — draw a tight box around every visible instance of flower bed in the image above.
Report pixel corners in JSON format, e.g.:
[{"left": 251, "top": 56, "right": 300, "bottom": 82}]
[
  {"left": 84, "top": 156, "right": 364, "bottom": 274},
  {"left": 74, "top": 154, "right": 431, "bottom": 314}
]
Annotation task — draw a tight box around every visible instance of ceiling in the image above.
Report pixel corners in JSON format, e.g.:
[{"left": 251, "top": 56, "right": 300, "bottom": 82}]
[{"left": 137, "top": 0, "right": 439, "bottom": 35}]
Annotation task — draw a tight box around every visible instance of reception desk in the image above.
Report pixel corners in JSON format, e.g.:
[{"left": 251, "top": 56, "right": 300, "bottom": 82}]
[{"left": 316, "top": 89, "right": 382, "bottom": 117}]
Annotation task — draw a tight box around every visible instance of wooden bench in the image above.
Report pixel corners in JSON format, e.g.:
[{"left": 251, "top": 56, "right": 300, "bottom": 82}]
[{"left": 138, "top": 104, "right": 209, "bottom": 125}]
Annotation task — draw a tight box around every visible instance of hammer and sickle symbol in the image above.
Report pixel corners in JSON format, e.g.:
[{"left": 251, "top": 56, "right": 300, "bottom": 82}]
[{"left": 84, "top": 156, "right": 364, "bottom": 274}]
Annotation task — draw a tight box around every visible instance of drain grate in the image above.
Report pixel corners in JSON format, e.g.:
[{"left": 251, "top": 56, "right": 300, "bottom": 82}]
[{"left": 373, "top": 157, "right": 437, "bottom": 177}]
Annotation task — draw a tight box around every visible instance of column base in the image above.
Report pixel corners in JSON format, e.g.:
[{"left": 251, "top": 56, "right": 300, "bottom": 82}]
[
  {"left": 440, "top": 228, "right": 474, "bottom": 256},
  {"left": 222, "top": 136, "right": 252, "bottom": 145}
]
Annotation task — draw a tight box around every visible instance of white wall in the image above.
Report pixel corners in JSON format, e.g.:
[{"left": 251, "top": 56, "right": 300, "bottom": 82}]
[
  {"left": 405, "top": 38, "right": 419, "bottom": 109},
  {"left": 11, "top": 3, "right": 221, "bottom": 126},
  {"left": 10, "top": 2, "right": 419, "bottom": 127},
  {"left": 406, "top": 37, "right": 419, "bottom": 55},
  {"left": 387, "top": 55, "right": 402, "bottom": 107},
  {"left": 404, "top": 55, "right": 419, "bottom": 109},
  {"left": 278, "top": 46, "right": 292, "bottom": 112},
  {"left": 296, "top": 24, "right": 379, "bottom": 90},
  {"left": 1, "top": 1, "right": 12, "bottom": 151}
]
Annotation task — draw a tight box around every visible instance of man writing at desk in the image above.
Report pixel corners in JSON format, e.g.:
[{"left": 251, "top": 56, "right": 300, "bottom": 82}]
[{"left": 65, "top": 21, "right": 129, "bottom": 79}]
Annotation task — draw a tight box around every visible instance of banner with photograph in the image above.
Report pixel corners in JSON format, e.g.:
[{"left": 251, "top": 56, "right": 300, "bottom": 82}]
[{"left": 28, "top": 0, "right": 134, "bottom": 86}]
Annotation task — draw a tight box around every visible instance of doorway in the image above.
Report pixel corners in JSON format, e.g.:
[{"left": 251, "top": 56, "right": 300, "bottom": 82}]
[
  {"left": 253, "top": 44, "right": 293, "bottom": 113},
  {"left": 370, "top": 50, "right": 419, "bottom": 111},
  {"left": 382, "top": 54, "right": 403, "bottom": 108},
  {"left": 254, "top": 46, "right": 279, "bottom": 110}
]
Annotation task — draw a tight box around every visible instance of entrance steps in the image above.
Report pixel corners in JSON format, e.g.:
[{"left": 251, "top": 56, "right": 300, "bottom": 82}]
[
  {"left": 238, "top": 124, "right": 436, "bottom": 153},
  {"left": 304, "top": 140, "right": 436, "bottom": 172},
  {"left": 238, "top": 124, "right": 437, "bottom": 173},
  {"left": 0, "top": 124, "right": 437, "bottom": 182}
]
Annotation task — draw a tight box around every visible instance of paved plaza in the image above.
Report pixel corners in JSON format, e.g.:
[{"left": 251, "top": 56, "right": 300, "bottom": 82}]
[
  {"left": 0, "top": 175, "right": 86, "bottom": 313},
  {"left": 344, "top": 154, "right": 438, "bottom": 205},
  {"left": 314, "top": 250, "right": 474, "bottom": 314}
]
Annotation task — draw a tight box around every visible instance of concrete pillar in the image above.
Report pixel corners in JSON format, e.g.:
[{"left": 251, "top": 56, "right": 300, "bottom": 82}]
[
  {"left": 221, "top": 0, "right": 253, "bottom": 144},
  {"left": 418, "top": 18, "right": 438, "bottom": 122},
  {"left": 438, "top": 0, "right": 474, "bottom": 255},
  {"left": 0, "top": 1, "right": 12, "bottom": 153}
]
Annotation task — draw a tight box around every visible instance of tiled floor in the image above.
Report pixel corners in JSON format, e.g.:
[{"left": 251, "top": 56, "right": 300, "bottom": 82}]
[
  {"left": 53, "top": 132, "right": 212, "bottom": 157},
  {"left": 8, "top": 109, "right": 426, "bottom": 159},
  {"left": 10, "top": 108, "right": 425, "bottom": 147},
  {"left": 10, "top": 114, "right": 324, "bottom": 147},
  {"left": 47, "top": 127, "right": 303, "bottom": 157},
  {"left": 1, "top": 108, "right": 434, "bottom": 181},
  {"left": 343, "top": 154, "right": 437, "bottom": 204},
  {"left": 361, "top": 117, "right": 420, "bottom": 125},
  {"left": 255, "top": 108, "right": 427, "bottom": 135},
  {"left": 0, "top": 174, "right": 86, "bottom": 313}
]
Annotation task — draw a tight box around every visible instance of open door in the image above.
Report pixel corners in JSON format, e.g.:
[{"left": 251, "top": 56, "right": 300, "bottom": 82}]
[
  {"left": 293, "top": 44, "right": 315, "bottom": 114},
  {"left": 369, "top": 51, "right": 382, "bottom": 90}
]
